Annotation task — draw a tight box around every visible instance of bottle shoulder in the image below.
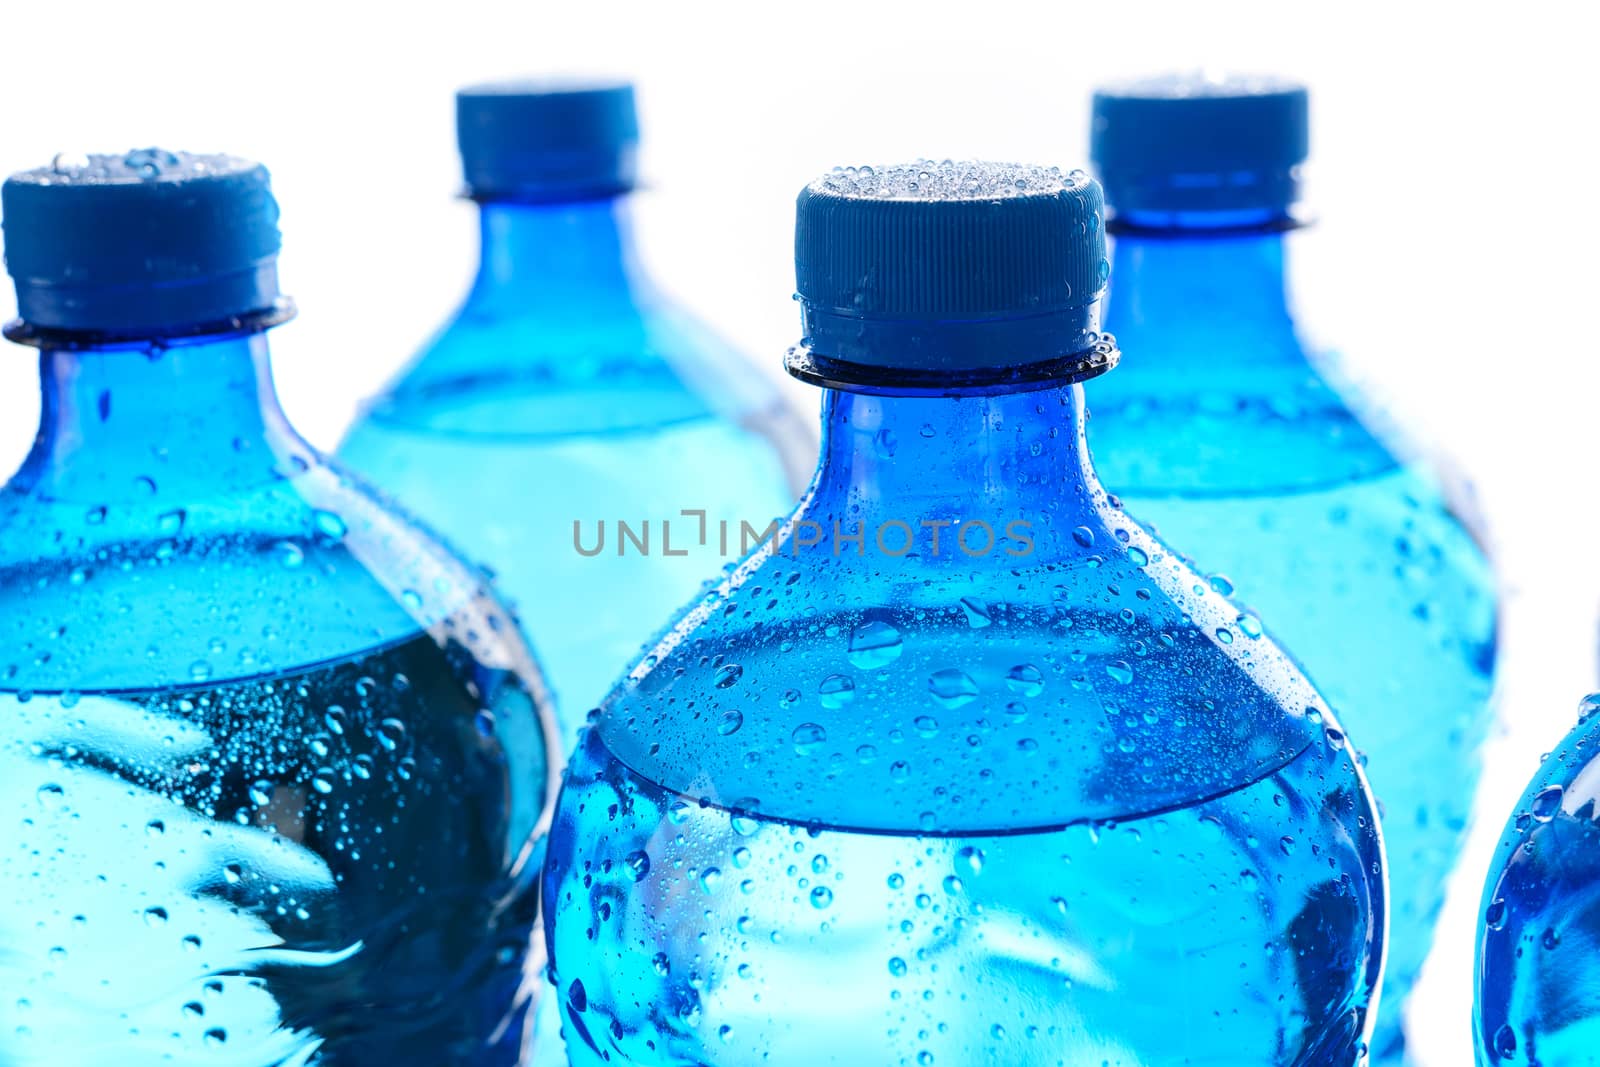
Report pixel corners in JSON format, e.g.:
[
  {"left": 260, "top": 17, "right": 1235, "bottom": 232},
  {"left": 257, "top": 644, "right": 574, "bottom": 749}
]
[
  {"left": 588, "top": 501, "right": 1350, "bottom": 836},
  {"left": 355, "top": 291, "right": 784, "bottom": 441},
  {"left": 0, "top": 455, "right": 539, "bottom": 695}
]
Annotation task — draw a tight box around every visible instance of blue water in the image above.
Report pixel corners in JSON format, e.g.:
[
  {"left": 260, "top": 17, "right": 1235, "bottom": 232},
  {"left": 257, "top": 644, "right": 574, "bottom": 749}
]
[
  {"left": 1090, "top": 226, "right": 1498, "bottom": 1061},
  {"left": 1475, "top": 701, "right": 1600, "bottom": 1066},
  {"left": 340, "top": 198, "right": 812, "bottom": 742},
  {"left": 543, "top": 383, "right": 1386, "bottom": 1065},
  {"left": 0, "top": 335, "right": 558, "bottom": 1065}
]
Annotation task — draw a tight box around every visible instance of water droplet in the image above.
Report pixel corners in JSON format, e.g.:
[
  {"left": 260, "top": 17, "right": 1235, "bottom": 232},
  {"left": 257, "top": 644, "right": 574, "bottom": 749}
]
[
  {"left": 914, "top": 715, "right": 939, "bottom": 738},
  {"left": 652, "top": 952, "right": 670, "bottom": 976},
  {"left": 717, "top": 709, "right": 744, "bottom": 736},
  {"left": 145, "top": 819, "right": 165, "bottom": 836},
  {"left": 960, "top": 597, "right": 993, "bottom": 629},
  {"left": 1072, "top": 526, "right": 1095, "bottom": 548},
  {"left": 377, "top": 718, "right": 407, "bottom": 751},
  {"left": 1208, "top": 574, "right": 1235, "bottom": 596},
  {"left": 1105, "top": 661, "right": 1134, "bottom": 684},
  {"left": 792, "top": 723, "right": 827, "bottom": 755},
  {"left": 124, "top": 147, "right": 179, "bottom": 179},
  {"left": 873, "top": 428, "right": 898, "bottom": 458},
  {"left": 1127, "top": 545, "right": 1149, "bottom": 567},
  {"left": 928, "top": 669, "right": 979, "bottom": 709},
  {"left": 223, "top": 863, "right": 243, "bottom": 885},
  {"left": 713, "top": 663, "right": 744, "bottom": 688},
  {"left": 1485, "top": 899, "right": 1507, "bottom": 930},
  {"left": 1532, "top": 784, "right": 1564, "bottom": 822},
  {"left": 848, "top": 621, "right": 903, "bottom": 669},
  {"left": 957, "top": 846, "right": 984, "bottom": 875},
  {"left": 1005, "top": 664, "right": 1045, "bottom": 697},
  {"left": 143, "top": 906, "right": 169, "bottom": 927},
  {"left": 1493, "top": 1023, "right": 1516, "bottom": 1057},
  {"left": 1325, "top": 727, "right": 1347, "bottom": 751},
  {"left": 1235, "top": 613, "right": 1264, "bottom": 639},
  {"left": 818, "top": 674, "right": 855, "bottom": 709},
  {"left": 51, "top": 151, "right": 89, "bottom": 173},
  {"left": 274, "top": 540, "right": 305, "bottom": 568},
  {"left": 400, "top": 589, "right": 422, "bottom": 611},
  {"left": 700, "top": 867, "right": 723, "bottom": 893},
  {"left": 203, "top": 1028, "right": 228, "bottom": 1048},
  {"left": 311, "top": 770, "right": 335, "bottom": 795},
  {"left": 36, "top": 783, "right": 65, "bottom": 809},
  {"left": 312, "top": 509, "right": 347, "bottom": 540},
  {"left": 624, "top": 851, "right": 651, "bottom": 881},
  {"left": 182, "top": 1001, "right": 205, "bottom": 1019},
  {"left": 567, "top": 979, "right": 588, "bottom": 1012},
  {"left": 888, "top": 956, "right": 907, "bottom": 976},
  {"left": 810, "top": 886, "right": 833, "bottom": 909}
]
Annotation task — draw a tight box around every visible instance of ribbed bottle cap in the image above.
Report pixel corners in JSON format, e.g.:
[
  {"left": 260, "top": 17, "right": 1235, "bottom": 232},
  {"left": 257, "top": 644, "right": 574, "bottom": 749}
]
[
  {"left": 791, "top": 160, "right": 1113, "bottom": 386},
  {"left": 457, "top": 81, "right": 639, "bottom": 201},
  {"left": 1091, "top": 73, "right": 1308, "bottom": 215},
  {"left": 2, "top": 149, "right": 285, "bottom": 337}
]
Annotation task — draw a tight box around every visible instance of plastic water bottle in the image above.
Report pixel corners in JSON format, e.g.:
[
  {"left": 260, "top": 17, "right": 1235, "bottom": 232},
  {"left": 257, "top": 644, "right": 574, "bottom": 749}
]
[
  {"left": 540, "top": 160, "right": 1387, "bottom": 1066},
  {"left": 0, "top": 150, "right": 559, "bottom": 1064},
  {"left": 1475, "top": 696, "right": 1600, "bottom": 1065},
  {"left": 1087, "top": 74, "right": 1498, "bottom": 1062},
  {"left": 340, "top": 82, "right": 813, "bottom": 741}
]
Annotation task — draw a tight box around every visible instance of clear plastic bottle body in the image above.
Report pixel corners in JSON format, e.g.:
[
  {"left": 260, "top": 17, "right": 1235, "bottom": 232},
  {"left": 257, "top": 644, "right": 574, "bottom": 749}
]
[
  {"left": 340, "top": 198, "right": 813, "bottom": 740},
  {"left": 543, "top": 382, "right": 1386, "bottom": 1065},
  {"left": 1475, "top": 705, "right": 1600, "bottom": 1066},
  {"left": 0, "top": 333, "right": 559, "bottom": 1065},
  {"left": 1090, "top": 221, "right": 1498, "bottom": 1060}
]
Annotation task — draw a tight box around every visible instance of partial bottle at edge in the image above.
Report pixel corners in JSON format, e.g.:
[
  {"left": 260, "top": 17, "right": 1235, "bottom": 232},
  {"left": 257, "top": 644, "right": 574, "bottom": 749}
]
[
  {"left": 0, "top": 150, "right": 559, "bottom": 1065},
  {"left": 340, "top": 82, "right": 813, "bottom": 741},
  {"left": 1086, "top": 74, "right": 1498, "bottom": 1064},
  {"left": 542, "top": 160, "right": 1387, "bottom": 1066},
  {"left": 1476, "top": 695, "right": 1600, "bottom": 1067}
]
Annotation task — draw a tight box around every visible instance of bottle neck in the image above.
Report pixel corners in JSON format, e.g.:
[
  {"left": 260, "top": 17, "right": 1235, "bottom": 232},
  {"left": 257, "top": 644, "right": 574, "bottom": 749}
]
[
  {"left": 1105, "top": 219, "right": 1302, "bottom": 374},
  {"left": 468, "top": 195, "right": 643, "bottom": 312},
  {"left": 11, "top": 331, "right": 310, "bottom": 503},
  {"left": 804, "top": 383, "right": 1104, "bottom": 558}
]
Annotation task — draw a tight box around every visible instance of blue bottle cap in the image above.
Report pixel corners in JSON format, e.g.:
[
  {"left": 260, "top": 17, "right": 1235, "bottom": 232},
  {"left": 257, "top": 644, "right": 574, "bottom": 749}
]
[
  {"left": 2, "top": 149, "right": 285, "bottom": 338},
  {"left": 791, "top": 160, "right": 1114, "bottom": 387},
  {"left": 456, "top": 80, "right": 639, "bottom": 202},
  {"left": 1090, "top": 73, "right": 1309, "bottom": 215}
]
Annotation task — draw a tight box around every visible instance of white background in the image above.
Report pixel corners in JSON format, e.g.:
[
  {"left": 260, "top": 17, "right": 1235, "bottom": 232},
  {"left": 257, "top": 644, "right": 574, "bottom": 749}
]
[{"left": 1, "top": 2, "right": 1596, "bottom": 1062}]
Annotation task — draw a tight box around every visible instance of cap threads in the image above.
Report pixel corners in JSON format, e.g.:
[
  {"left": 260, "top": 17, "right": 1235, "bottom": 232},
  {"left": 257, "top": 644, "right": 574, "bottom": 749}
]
[
  {"left": 2, "top": 150, "right": 285, "bottom": 337},
  {"left": 792, "top": 161, "right": 1111, "bottom": 381}
]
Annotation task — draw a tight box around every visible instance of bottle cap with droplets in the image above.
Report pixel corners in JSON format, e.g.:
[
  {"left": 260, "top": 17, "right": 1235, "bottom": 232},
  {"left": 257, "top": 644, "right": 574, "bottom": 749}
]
[
  {"left": 1, "top": 149, "right": 287, "bottom": 339},
  {"left": 1090, "top": 73, "right": 1309, "bottom": 217},
  {"left": 456, "top": 80, "right": 639, "bottom": 202},
  {"left": 789, "top": 160, "right": 1115, "bottom": 391}
]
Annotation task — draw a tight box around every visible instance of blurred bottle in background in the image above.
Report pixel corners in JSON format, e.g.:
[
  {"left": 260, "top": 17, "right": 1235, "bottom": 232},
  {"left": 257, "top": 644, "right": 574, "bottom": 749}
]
[
  {"left": 1475, "top": 695, "right": 1600, "bottom": 1067},
  {"left": 1085, "top": 74, "right": 1500, "bottom": 1063},
  {"left": 0, "top": 150, "right": 559, "bottom": 1064},
  {"left": 340, "top": 82, "right": 814, "bottom": 742}
]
